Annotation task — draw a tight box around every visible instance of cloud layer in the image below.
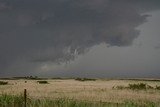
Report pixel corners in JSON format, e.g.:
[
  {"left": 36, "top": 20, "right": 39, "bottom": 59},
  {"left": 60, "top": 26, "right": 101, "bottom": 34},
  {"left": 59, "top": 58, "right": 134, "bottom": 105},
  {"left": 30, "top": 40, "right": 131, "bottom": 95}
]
[{"left": 0, "top": 0, "right": 160, "bottom": 76}]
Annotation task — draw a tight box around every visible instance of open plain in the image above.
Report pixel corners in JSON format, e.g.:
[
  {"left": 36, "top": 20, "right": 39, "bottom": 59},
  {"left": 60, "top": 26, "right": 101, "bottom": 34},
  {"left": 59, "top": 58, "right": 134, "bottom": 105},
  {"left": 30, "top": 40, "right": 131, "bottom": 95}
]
[{"left": 0, "top": 78, "right": 160, "bottom": 107}]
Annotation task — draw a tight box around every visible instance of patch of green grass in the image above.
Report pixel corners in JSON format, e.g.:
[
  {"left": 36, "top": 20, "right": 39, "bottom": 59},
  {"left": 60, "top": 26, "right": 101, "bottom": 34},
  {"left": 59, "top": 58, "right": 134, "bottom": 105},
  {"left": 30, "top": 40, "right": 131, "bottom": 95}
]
[
  {"left": 0, "top": 81, "right": 8, "bottom": 85},
  {"left": 37, "top": 81, "right": 48, "bottom": 84},
  {"left": 124, "top": 100, "right": 157, "bottom": 107},
  {"left": 0, "top": 94, "right": 120, "bottom": 107},
  {"left": 0, "top": 94, "right": 159, "bottom": 107},
  {"left": 27, "top": 98, "right": 119, "bottom": 107},
  {"left": 0, "top": 94, "right": 24, "bottom": 107}
]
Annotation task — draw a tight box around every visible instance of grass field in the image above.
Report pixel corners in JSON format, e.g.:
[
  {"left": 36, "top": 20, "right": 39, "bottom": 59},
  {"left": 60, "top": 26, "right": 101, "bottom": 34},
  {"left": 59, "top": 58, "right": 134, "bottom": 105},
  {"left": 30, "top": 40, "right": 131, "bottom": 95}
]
[{"left": 0, "top": 78, "right": 160, "bottom": 107}]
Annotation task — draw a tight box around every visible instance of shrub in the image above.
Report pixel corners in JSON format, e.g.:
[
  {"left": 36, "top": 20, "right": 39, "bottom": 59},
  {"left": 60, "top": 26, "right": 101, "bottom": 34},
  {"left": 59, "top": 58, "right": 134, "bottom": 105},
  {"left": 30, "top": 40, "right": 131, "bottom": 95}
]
[
  {"left": 26, "top": 76, "right": 39, "bottom": 80},
  {"left": 128, "top": 83, "right": 147, "bottom": 90},
  {"left": 155, "top": 85, "right": 160, "bottom": 90},
  {"left": 0, "top": 81, "right": 8, "bottom": 85},
  {"left": 37, "top": 81, "right": 48, "bottom": 84},
  {"left": 114, "top": 83, "right": 155, "bottom": 90},
  {"left": 115, "top": 85, "right": 126, "bottom": 90},
  {"left": 146, "top": 85, "right": 154, "bottom": 89},
  {"left": 75, "top": 78, "right": 96, "bottom": 81}
]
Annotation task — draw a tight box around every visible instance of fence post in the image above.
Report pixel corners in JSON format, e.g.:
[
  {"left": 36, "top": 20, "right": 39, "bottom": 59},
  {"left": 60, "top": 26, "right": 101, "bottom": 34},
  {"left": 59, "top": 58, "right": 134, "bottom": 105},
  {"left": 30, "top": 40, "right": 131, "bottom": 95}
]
[{"left": 24, "top": 89, "right": 27, "bottom": 107}]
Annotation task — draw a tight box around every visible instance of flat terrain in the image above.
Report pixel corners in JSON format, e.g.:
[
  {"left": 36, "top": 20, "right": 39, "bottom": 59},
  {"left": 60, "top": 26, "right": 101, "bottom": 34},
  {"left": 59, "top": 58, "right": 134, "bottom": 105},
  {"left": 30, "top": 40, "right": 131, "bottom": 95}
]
[{"left": 0, "top": 79, "right": 160, "bottom": 104}]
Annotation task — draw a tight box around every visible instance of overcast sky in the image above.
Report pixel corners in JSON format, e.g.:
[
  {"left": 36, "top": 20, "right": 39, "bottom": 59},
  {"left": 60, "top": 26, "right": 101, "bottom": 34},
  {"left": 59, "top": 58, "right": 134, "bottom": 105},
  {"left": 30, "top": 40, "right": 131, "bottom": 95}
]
[{"left": 0, "top": 0, "right": 160, "bottom": 77}]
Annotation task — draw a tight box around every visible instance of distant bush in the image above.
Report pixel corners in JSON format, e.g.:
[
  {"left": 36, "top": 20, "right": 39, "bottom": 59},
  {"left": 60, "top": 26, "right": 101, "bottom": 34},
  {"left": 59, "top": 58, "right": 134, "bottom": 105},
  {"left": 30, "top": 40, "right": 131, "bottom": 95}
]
[
  {"left": 155, "top": 85, "right": 160, "bottom": 90},
  {"left": 146, "top": 85, "right": 154, "bottom": 89},
  {"left": 12, "top": 76, "right": 40, "bottom": 80},
  {"left": 114, "top": 83, "right": 155, "bottom": 90},
  {"left": 128, "top": 83, "right": 147, "bottom": 90},
  {"left": 0, "top": 81, "right": 8, "bottom": 85},
  {"left": 75, "top": 78, "right": 96, "bottom": 81},
  {"left": 51, "top": 77, "right": 71, "bottom": 80},
  {"left": 26, "top": 76, "right": 39, "bottom": 80},
  {"left": 113, "top": 85, "right": 126, "bottom": 90},
  {"left": 52, "top": 77, "right": 63, "bottom": 80},
  {"left": 37, "top": 81, "right": 48, "bottom": 84}
]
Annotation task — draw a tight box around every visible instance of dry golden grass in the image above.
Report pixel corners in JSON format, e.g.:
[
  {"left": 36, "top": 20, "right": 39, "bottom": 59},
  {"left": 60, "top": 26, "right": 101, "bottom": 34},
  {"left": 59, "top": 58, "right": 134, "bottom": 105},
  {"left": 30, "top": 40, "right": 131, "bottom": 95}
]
[{"left": 0, "top": 79, "right": 160, "bottom": 103}]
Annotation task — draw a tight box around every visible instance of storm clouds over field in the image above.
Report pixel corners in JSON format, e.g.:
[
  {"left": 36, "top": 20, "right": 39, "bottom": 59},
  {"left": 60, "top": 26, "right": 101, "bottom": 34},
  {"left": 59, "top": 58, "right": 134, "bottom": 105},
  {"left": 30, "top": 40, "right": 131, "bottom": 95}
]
[{"left": 0, "top": 0, "right": 160, "bottom": 77}]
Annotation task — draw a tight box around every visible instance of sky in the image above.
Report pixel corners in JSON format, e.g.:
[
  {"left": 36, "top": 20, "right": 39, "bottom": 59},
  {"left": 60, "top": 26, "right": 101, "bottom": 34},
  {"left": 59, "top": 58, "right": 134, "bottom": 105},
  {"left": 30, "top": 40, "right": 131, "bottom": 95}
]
[{"left": 0, "top": 0, "right": 160, "bottom": 78}]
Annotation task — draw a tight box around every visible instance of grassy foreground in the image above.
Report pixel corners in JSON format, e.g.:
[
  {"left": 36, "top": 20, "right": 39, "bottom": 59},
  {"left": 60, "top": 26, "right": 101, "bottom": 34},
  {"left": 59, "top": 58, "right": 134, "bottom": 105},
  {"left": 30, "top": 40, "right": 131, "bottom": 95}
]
[{"left": 0, "top": 94, "right": 158, "bottom": 107}]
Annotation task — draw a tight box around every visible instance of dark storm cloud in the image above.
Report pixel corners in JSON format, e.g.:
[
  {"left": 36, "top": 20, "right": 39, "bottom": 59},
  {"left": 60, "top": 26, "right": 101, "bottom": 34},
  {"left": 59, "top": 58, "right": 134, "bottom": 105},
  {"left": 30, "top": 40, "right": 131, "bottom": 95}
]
[
  {"left": 0, "top": 0, "right": 160, "bottom": 75},
  {"left": 155, "top": 43, "right": 160, "bottom": 49}
]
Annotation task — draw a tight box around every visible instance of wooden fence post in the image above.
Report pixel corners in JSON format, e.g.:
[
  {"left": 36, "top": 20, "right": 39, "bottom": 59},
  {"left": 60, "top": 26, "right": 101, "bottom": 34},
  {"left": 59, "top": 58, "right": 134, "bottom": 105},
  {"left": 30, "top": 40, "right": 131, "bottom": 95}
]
[
  {"left": 24, "top": 89, "right": 27, "bottom": 107},
  {"left": 117, "top": 103, "right": 118, "bottom": 107}
]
